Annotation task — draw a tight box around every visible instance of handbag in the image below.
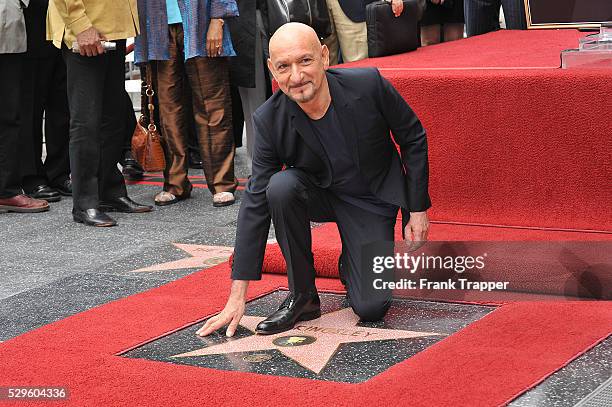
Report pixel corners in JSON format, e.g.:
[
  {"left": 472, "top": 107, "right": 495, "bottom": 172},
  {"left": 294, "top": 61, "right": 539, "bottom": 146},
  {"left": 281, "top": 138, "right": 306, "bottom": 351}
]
[
  {"left": 131, "top": 66, "right": 166, "bottom": 172},
  {"left": 366, "top": 0, "right": 425, "bottom": 58},
  {"left": 265, "top": 0, "right": 332, "bottom": 39}
]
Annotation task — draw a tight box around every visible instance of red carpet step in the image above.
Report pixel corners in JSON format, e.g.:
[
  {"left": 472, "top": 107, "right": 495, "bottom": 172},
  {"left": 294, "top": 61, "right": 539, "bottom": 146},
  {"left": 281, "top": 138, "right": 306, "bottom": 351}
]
[{"left": 345, "top": 30, "right": 611, "bottom": 231}]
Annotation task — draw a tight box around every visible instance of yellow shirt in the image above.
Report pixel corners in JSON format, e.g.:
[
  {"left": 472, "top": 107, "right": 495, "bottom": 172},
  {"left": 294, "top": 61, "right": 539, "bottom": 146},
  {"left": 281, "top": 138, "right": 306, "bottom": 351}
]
[{"left": 47, "top": 0, "right": 139, "bottom": 49}]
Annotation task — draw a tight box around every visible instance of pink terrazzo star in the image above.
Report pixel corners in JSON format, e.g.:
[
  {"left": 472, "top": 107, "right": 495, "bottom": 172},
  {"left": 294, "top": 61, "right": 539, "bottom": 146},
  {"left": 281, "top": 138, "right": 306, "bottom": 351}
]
[
  {"left": 173, "top": 308, "right": 442, "bottom": 374},
  {"left": 131, "top": 244, "right": 234, "bottom": 272}
]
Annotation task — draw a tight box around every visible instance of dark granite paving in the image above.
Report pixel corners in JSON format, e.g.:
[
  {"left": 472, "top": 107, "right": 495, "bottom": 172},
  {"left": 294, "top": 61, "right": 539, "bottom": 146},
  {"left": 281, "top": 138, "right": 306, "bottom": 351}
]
[
  {"left": 509, "top": 336, "right": 612, "bottom": 407},
  {"left": 0, "top": 147, "right": 610, "bottom": 402},
  {"left": 0, "top": 149, "right": 253, "bottom": 337}
]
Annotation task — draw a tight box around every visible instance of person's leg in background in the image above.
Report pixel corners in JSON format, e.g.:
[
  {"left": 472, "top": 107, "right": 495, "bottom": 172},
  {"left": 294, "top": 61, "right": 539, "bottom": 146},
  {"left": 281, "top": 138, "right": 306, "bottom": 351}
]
[
  {"left": 120, "top": 89, "right": 144, "bottom": 181},
  {"left": 0, "top": 52, "right": 49, "bottom": 213},
  {"left": 464, "top": 0, "right": 500, "bottom": 37},
  {"left": 324, "top": 0, "right": 368, "bottom": 63},
  {"left": 64, "top": 41, "right": 150, "bottom": 226},
  {"left": 238, "top": 9, "right": 268, "bottom": 171},
  {"left": 186, "top": 56, "right": 237, "bottom": 207},
  {"left": 43, "top": 51, "right": 71, "bottom": 196},
  {"left": 184, "top": 79, "right": 203, "bottom": 170},
  {"left": 441, "top": 0, "right": 465, "bottom": 42},
  {"left": 500, "top": 0, "right": 526, "bottom": 30},
  {"left": 63, "top": 45, "right": 109, "bottom": 213},
  {"left": 97, "top": 40, "right": 151, "bottom": 214},
  {"left": 322, "top": 3, "right": 340, "bottom": 66},
  {"left": 96, "top": 41, "right": 130, "bottom": 203},
  {"left": 19, "top": 54, "right": 61, "bottom": 202},
  {"left": 154, "top": 24, "right": 193, "bottom": 204},
  {"left": 421, "top": 24, "right": 442, "bottom": 46},
  {"left": 443, "top": 23, "right": 465, "bottom": 42},
  {"left": 230, "top": 85, "right": 244, "bottom": 155}
]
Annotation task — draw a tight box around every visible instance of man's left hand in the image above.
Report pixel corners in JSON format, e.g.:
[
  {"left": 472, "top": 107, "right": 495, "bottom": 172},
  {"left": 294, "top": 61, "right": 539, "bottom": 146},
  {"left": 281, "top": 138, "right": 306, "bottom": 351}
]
[{"left": 404, "top": 211, "right": 429, "bottom": 250}]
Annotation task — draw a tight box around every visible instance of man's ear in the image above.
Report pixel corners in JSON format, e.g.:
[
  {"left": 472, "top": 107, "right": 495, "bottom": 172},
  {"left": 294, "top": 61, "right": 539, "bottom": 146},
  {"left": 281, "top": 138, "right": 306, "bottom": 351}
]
[
  {"left": 267, "top": 58, "right": 277, "bottom": 81},
  {"left": 321, "top": 44, "right": 330, "bottom": 70}
]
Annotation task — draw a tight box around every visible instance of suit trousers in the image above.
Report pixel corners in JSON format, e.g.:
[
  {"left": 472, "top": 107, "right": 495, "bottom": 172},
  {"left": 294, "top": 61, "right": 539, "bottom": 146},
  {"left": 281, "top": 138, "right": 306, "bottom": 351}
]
[
  {"left": 0, "top": 53, "right": 24, "bottom": 198},
  {"left": 62, "top": 41, "right": 128, "bottom": 210},
  {"left": 238, "top": 10, "right": 268, "bottom": 166},
  {"left": 323, "top": 0, "right": 368, "bottom": 65},
  {"left": 267, "top": 168, "right": 395, "bottom": 321},
  {"left": 464, "top": 0, "right": 526, "bottom": 37},
  {"left": 154, "top": 24, "right": 237, "bottom": 197},
  {"left": 122, "top": 89, "right": 137, "bottom": 153},
  {"left": 20, "top": 50, "right": 70, "bottom": 191}
]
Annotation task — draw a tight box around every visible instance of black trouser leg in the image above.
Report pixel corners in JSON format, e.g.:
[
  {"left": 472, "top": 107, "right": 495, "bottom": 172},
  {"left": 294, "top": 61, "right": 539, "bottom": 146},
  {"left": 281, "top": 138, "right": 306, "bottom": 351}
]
[
  {"left": 0, "top": 53, "right": 24, "bottom": 198},
  {"left": 63, "top": 42, "right": 127, "bottom": 210},
  {"left": 98, "top": 41, "right": 128, "bottom": 201},
  {"left": 334, "top": 202, "right": 396, "bottom": 321},
  {"left": 19, "top": 56, "right": 46, "bottom": 191},
  {"left": 43, "top": 52, "right": 70, "bottom": 186},
  {"left": 266, "top": 168, "right": 335, "bottom": 294},
  {"left": 464, "top": 0, "right": 501, "bottom": 37},
  {"left": 266, "top": 168, "right": 396, "bottom": 321},
  {"left": 122, "top": 90, "right": 137, "bottom": 153},
  {"left": 21, "top": 52, "right": 70, "bottom": 190},
  {"left": 500, "top": 0, "right": 527, "bottom": 30}
]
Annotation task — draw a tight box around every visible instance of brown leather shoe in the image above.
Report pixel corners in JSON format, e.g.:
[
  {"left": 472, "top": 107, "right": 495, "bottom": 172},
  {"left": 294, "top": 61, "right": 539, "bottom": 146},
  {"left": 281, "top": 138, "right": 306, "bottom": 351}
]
[{"left": 0, "top": 194, "right": 50, "bottom": 213}]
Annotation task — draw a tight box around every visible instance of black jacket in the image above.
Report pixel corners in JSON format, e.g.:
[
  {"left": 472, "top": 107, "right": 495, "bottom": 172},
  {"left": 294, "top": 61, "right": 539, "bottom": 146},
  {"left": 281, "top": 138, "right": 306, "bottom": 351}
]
[
  {"left": 232, "top": 67, "right": 431, "bottom": 280},
  {"left": 24, "top": 0, "right": 56, "bottom": 58},
  {"left": 228, "top": 0, "right": 256, "bottom": 88}
]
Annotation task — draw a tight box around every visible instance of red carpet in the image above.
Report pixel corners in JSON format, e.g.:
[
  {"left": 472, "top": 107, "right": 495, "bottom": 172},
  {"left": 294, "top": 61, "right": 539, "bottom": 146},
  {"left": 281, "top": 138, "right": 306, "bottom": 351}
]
[
  {"left": 2, "top": 30, "right": 610, "bottom": 406},
  {"left": 263, "top": 221, "right": 612, "bottom": 278},
  {"left": 346, "top": 29, "right": 584, "bottom": 69},
  {"left": 0, "top": 263, "right": 610, "bottom": 406},
  {"left": 343, "top": 30, "right": 612, "bottom": 231},
  {"left": 259, "top": 221, "right": 612, "bottom": 302}
]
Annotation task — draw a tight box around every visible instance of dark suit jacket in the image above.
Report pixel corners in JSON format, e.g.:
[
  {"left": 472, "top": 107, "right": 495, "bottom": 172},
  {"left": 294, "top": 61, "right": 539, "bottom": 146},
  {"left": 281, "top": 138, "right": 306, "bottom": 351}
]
[
  {"left": 232, "top": 67, "right": 431, "bottom": 280},
  {"left": 338, "top": 0, "right": 367, "bottom": 23},
  {"left": 228, "top": 0, "right": 256, "bottom": 88},
  {"left": 24, "top": 0, "right": 56, "bottom": 58}
]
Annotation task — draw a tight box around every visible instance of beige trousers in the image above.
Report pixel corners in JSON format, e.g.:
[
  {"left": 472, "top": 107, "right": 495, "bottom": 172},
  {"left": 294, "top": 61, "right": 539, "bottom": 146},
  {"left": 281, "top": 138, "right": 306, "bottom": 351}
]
[{"left": 322, "top": 0, "right": 368, "bottom": 65}]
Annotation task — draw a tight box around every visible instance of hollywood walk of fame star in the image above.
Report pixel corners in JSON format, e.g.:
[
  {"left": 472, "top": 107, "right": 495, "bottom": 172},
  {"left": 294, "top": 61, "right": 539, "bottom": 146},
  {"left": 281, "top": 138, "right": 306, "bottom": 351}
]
[
  {"left": 173, "top": 308, "right": 443, "bottom": 374},
  {"left": 131, "top": 244, "right": 234, "bottom": 272}
]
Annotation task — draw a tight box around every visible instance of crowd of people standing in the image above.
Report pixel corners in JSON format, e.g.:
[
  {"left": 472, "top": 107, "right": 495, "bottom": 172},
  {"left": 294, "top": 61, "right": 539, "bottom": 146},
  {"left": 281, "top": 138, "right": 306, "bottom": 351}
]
[{"left": 0, "top": 0, "right": 525, "bottom": 226}]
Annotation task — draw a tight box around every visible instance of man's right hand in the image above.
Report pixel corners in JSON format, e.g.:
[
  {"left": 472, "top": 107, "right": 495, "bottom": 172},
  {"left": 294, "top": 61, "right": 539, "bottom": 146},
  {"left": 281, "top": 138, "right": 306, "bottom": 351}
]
[
  {"left": 76, "top": 27, "right": 105, "bottom": 57},
  {"left": 196, "top": 280, "right": 249, "bottom": 337}
]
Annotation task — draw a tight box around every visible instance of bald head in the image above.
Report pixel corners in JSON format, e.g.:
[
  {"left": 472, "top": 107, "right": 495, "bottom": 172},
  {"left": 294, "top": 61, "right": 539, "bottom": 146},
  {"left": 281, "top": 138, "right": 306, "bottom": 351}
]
[
  {"left": 269, "top": 23, "right": 321, "bottom": 59},
  {"left": 267, "top": 23, "right": 330, "bottom": 106}
]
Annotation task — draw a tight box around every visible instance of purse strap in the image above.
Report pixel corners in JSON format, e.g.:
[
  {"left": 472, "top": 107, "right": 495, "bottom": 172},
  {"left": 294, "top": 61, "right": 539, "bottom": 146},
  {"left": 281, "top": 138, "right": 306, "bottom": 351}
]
[{"left": 145, "top": 67, "right": 157, "bottom": 134}]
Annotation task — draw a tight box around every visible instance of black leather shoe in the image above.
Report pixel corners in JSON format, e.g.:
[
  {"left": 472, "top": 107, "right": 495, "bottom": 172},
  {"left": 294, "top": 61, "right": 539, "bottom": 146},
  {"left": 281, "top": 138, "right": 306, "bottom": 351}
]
[
  {"left": 27, "top": 185, "right": 61, "bottom": 202},
  {"left": 98, "top": 197, "right": 152, "bottom": 213},
  {"left": 52, "top": 179, "right": 72, "bottom": 196},
  {"left": 121, "top": 151, "right": 144, "bottom": 181},
  {"left": 189, "top": 150, "right": 202, "bottom": 169},
  {"left": 255, "top": 292, "right": 321, "bottom": 335},
  {"left": 73, "top": 208, "right": 117, "bottom": 227}
]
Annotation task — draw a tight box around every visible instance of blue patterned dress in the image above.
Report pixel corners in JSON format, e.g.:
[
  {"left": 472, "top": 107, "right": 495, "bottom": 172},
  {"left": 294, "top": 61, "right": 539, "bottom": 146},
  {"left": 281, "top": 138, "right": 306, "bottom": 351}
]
[{"left": 134, "top": 0, "right": 239, "bottom": 63}]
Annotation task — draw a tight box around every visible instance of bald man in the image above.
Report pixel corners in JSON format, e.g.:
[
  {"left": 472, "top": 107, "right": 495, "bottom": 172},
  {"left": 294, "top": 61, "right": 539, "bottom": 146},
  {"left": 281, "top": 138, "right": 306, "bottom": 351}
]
[{"left": 197, "top": 23, "right": 430, "bottom": 337}]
